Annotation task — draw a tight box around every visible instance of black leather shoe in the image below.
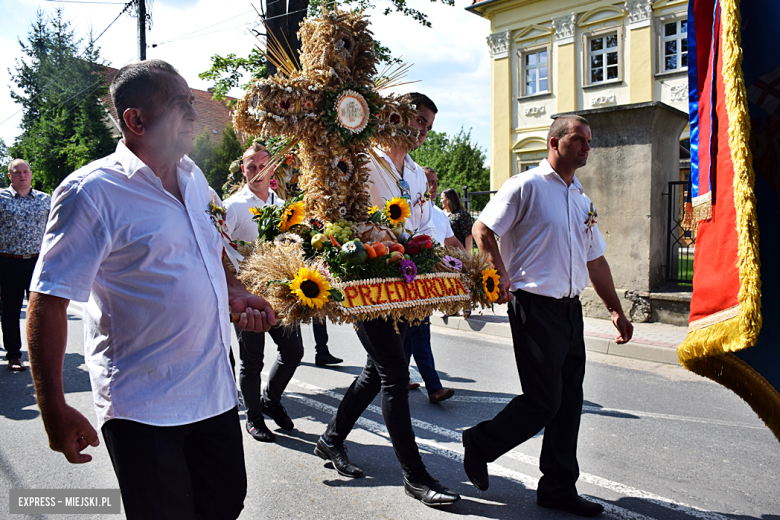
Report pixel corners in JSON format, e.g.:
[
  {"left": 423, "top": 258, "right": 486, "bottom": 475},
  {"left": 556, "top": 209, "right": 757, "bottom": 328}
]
[
  {"left": 315, "top": 351, "right": 343, "bottom": 366},
  {"left": 403, "top": 472, "right": 460, "bottom": 507},
  {"left": 263, "top": 401, "right": 294, "bottom": 430},
  {"left": 462, "top": 428, "right": 489, "bottom": 491},
  {"left": 537, "top": 495, "right": 604, "bottom": 517},
  {"left": 314, "top": 437, "right": 363, "bottom": 478},
  {"left": 246, "top": 419, "right": 275, "bottom": 442}
]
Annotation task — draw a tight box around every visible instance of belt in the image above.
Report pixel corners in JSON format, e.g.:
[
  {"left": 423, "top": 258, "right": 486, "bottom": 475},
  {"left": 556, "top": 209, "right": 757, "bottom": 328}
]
[
  {"left": 0, "top": 252, "right": 38, "bottom": 259},
  {"left": 515, "top": 289, "right": 580, "bottom": 305}
]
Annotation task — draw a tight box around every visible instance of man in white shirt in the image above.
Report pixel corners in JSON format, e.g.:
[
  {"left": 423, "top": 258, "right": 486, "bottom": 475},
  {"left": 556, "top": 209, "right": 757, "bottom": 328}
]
[
  {"left": 26, "top": 60, "right": 276, "bottom": 520},
  {"left": 224, "top": 143, "right": 304, "bottom": 442},
  {"left": 316, "top": 93, "right": 460, "bottom": 507},
  {"left": 403, "top": 166, "right": 460, "bottom": 403},
  {"left": 464, "top": 115, "right": 632, "bottom": 517}
]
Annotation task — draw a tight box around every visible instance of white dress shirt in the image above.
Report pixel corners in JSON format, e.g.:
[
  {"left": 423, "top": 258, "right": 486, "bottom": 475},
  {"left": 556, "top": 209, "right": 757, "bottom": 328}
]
[
  {"left": 367, "top": 148, "right": 435, "bottom": 237},
  {"left": 431, "top": 205, "right": 455, "bottom": 245},
  {"left": 30, "top": 141, "right": 238, "bottom": 428},
  {"left": 223, "top": 185, "right": 283, "bottom": 242},
  {"left": 478, "top": 159, "right": 607, "bottom": 298}
]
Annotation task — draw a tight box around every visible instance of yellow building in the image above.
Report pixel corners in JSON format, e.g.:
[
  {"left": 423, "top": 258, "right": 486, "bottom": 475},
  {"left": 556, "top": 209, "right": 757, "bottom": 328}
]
[{"left": 467, "top": 0, "right": 689, "bottom": 190}]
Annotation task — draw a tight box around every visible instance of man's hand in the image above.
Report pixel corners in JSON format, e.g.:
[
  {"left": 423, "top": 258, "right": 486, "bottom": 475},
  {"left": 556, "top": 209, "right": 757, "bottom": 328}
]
[
  {"left": 230, "top": 292, "right": 277, "bottom": 332},
  {"left": 612, "top": 312, "right": 633, "bottom": 344},
  {"left": 495, "top": 268, "right": 514, "bottom": 304},
  {"left": 473, "top": 220, "right": 514, "bottom": 305},
  {"left": 41, "top": 404, "right": 100, "bottom": 464}
]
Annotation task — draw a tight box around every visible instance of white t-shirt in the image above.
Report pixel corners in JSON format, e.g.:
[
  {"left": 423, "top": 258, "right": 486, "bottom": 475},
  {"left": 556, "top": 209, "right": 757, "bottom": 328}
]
[
  {"left": 477, "top": 159, "right": 607, "bottom": 298},
  {"left": 367, "top": 148, "right": 435, "bottom": 237},
  {"left": 223, "top": 185, "right": 283, "bottom": 242},
  {"left": 30, "top": 141, "right": 237, "bottom": 428},
  {"left": 431, "top": 205, "right": 455, "bottom": 244}
]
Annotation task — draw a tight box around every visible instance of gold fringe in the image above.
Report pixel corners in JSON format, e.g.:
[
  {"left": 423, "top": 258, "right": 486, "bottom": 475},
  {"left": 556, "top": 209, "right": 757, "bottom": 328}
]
[
  {"left": 678, "top": 315, "right": 746, "bottom": 365},
  {"left": 720, "top": 0, "right": 762, "bottom": 348},
  {"left": 685, "top": 353, "right": 780, "bottom": 443}
]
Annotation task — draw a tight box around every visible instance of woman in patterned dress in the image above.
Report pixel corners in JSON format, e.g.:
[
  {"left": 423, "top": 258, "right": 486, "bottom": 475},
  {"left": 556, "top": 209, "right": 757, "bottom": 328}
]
[{"left": 440, "top": 188, "right": 473, "bottom": 251}]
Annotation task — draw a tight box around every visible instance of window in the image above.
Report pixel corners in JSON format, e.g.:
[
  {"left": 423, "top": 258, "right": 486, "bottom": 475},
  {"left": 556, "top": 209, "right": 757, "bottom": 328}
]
[
  {"left": 588, "top": 32, "right": 620, "bottom": 84},
  {"left": 662, "top": 19, "right": 688, "bottom": 72},
  {"left": 518, "top": 45, "right": 551, "bottom": 97}
]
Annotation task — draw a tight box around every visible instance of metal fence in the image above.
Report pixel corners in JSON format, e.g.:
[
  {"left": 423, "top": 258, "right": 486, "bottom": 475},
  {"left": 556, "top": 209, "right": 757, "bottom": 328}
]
[
  {"left": 461, "top": 187, "right": 497, "bottom": 220},
  {"left": 665, "top": 180, "right": 696, "bottom": 284}
]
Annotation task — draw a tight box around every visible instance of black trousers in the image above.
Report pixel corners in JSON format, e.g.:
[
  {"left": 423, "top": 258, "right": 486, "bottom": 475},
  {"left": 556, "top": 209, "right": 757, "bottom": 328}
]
[
  {"left": 313, "top": 319, "right": 328, "bottom": 352},
  {"left": 468, "top": 289, "right": 586, "bottom": 501},
  {"left": 323, "top": 318, "right": 426, "bottom": 481},
  {"left": 237, "top": 325, "right": 303, "bottom": 423},
  {"left": 0, "top": 256, "right": 36, "bottom": 361},
  {"left": 102, "top": 406, "right": 247, "bottom": 520}
]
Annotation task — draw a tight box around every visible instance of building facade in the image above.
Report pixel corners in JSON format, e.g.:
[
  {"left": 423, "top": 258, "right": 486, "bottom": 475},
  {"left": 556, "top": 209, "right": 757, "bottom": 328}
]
[{"left": 467, "top": 0, "right": 689, "bottom": 190}]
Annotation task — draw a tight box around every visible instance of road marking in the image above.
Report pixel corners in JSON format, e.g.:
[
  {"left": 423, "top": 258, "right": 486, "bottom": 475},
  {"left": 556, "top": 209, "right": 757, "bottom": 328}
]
[
  {"left": 287, "top": 391, "right": 656, "bottom": 520},
  {"left": 67, "top": 302, "right": 83, "bottom": 318},
  {"left": 446, "top": 396, "right": 764, "bottom": 430},
  {"left": 286, "top": 376, "right": 730, "bottom": 520}
]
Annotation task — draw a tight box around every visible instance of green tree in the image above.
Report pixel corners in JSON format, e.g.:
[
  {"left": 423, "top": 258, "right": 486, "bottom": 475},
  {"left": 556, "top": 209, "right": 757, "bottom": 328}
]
[
  {"left": 410, "top": 127, "right": 489, "bottom": 201},
  {"left": 0, "top": 138, "right": 9, "bottom": 187},
  {"left": 189, "top": 124, "right": 245, "bottom": 196},
  {"left": 9, "top": 9, "right": 116, "bottom": 193},
  {"left": 199, "top": 0, "right": 454, "bottom": 103}
]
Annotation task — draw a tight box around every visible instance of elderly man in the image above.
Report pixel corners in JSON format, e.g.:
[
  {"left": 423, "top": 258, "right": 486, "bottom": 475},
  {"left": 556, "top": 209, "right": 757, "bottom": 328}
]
[
  {"left": 27, "top": 60, "right": 275, "bottom": 520},
  {"left": 463, "top": 115, "right": 632, "bottom": 517},
  {"left": 315, "top": 93, "right": 460, "bottom": 507},
  {"left": 403, "top": 166, "right": 460, "bottom": 403},
  {"left": 0, "top": 159, "right": 50, "bottom": 372}
]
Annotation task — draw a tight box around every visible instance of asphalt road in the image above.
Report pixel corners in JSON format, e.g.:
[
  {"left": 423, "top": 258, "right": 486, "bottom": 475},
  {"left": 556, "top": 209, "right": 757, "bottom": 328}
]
[{"left": 1, "top": 302, "right": 778, "bottom": 519}]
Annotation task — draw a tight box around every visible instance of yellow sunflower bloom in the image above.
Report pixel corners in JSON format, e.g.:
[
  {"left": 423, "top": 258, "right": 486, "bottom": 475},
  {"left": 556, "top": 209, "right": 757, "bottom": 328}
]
[
  {"left": 278, "top": 201, "right": 305, "bottom": 231},
  {"left": 368, "top": 205, "right": 379, "bottom": 215},
  {"left": 290, "top": 267, "right": 332, "bottom": 308},
  {"left": 249, "top": 207, "right": 262, "bottom": 216},
  {"left": 482, "top": 268, "right": 501, "bottom": 302},
  {"left": 385, "top": 197, "right": 411, "bottom": 226}
]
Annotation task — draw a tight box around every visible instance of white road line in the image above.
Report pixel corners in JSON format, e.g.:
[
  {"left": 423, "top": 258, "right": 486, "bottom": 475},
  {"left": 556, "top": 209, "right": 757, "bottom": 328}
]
[
  {"left": 285, "top": 376, "right": 730, "bottom": 520},
  {"left": 287, "top": 391, "right": 655, "bottom": 520},
  {"left": 67, "top": 302, "right": 83, "bottom": 318},
  {"left": 447, "top": 396, "right": 763, "bottom": 430}
]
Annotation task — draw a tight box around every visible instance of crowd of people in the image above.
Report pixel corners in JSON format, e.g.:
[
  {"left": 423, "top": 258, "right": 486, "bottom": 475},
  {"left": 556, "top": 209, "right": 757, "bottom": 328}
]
[{"left": 1, "top": 59, "right": 632, "bottom": 519}]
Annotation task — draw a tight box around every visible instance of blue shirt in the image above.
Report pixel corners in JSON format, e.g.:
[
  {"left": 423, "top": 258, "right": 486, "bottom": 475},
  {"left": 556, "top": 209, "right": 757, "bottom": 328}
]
[{"left": 0, "top": 186, "right": 51, "bottom": 255}]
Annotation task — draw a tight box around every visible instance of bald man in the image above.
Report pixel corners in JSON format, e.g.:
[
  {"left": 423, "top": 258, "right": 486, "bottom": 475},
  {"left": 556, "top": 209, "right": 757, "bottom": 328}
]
[{"left": 1, "top": 159, "right": 50, "bottom": 372}]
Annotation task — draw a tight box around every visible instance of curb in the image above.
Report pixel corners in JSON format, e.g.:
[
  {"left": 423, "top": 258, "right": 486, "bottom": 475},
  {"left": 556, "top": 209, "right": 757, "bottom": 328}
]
[{"left": 430, "top": 315, "right": 680, "bottom": 366}]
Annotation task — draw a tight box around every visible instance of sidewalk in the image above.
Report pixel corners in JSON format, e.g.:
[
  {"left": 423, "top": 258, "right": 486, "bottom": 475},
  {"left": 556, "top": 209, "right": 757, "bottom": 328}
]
[{"left": 431, "top": 303, "right": 687, "bottom": 365}]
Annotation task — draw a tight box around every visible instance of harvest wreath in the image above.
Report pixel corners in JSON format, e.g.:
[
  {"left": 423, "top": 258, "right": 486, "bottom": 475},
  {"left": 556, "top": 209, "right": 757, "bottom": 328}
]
[{"left": 230, "top": 8, "right": 500, "bottom": 325}]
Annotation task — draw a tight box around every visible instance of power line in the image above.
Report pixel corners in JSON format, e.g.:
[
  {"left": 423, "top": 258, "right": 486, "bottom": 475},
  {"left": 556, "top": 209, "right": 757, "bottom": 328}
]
[
  {"left": 44, "top": 0, "right": 127, "bottom": 4},
  {"left": 152, "top": 10, "right": 254, "bottom": 47},
  {"left": 0, "top": 1, "right": 133, "bottom": 128}
]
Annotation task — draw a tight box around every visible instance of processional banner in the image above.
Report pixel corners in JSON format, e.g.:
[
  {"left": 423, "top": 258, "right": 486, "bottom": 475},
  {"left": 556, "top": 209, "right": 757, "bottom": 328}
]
[{"left": 680, "top": 0, "right": 780, "bottom": 442}]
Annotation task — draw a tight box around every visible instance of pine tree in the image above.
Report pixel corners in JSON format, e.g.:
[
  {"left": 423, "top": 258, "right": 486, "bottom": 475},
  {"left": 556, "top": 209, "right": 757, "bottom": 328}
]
[{"left": 9, "top": 9, "right": 116, "bottom": 193}]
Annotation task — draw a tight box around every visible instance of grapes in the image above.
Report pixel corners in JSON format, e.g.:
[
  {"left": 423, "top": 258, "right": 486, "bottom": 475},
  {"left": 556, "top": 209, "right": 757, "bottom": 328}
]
[{"left": 323, "top": 220, "right": 355, "bottom": 244}]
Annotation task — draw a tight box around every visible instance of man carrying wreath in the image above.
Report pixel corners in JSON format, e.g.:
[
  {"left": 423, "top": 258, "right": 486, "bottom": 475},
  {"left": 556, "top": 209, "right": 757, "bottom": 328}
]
[{"left": 315, "top": 93, "right": 461, "bottom": 507}]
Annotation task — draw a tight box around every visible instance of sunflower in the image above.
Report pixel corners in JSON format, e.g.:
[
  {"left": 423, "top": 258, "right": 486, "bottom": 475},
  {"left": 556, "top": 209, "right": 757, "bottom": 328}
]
[
  {"left": 482, "top": 268, "right": 501, "bottom": 302},
  {"left": 290, "top": 267, "right": 332, "bottom": 308},
  {"left": 278, "top": 201, "right": 305, "bottom": 231},
  {"left": 368, "top": 205, "right": 379, "bottom": 215},
  {"left": 249, "top": 207, "right": 262, "bottom": 216},
  {"left": 385, "top": 197, "right": 411, "bottom": 226}
]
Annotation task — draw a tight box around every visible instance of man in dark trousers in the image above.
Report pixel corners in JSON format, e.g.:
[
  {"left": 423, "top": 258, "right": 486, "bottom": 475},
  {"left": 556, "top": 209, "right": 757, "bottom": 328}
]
[
  {"left": 27, "top": 60, "right": 276, "bottom": 520},
  {"left": 465, "top": 114, "right": 633, "bottom": 517},
  {"left": 0, "top": 159, "right": 50, "bottom": 372},
  {"left": 314, "top": 93, "right": 460, "bottom": 507}
]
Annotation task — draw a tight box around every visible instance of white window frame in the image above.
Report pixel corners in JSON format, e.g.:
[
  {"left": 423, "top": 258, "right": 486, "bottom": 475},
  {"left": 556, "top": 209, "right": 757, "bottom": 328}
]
[
  {"left": 582, "top": 25, "right": 624, "bottom": 88},
  {"left": 517, "top": 43, "right": 552, "bottom": 99},
  {"left": 655, "top": 13, "right": 688, "bottom": 76}
]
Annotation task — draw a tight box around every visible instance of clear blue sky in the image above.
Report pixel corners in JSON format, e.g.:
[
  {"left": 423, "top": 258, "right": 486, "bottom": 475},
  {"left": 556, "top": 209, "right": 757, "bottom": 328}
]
[{"left": 0, "top": 0, "right": 491, "bottom": 161}]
